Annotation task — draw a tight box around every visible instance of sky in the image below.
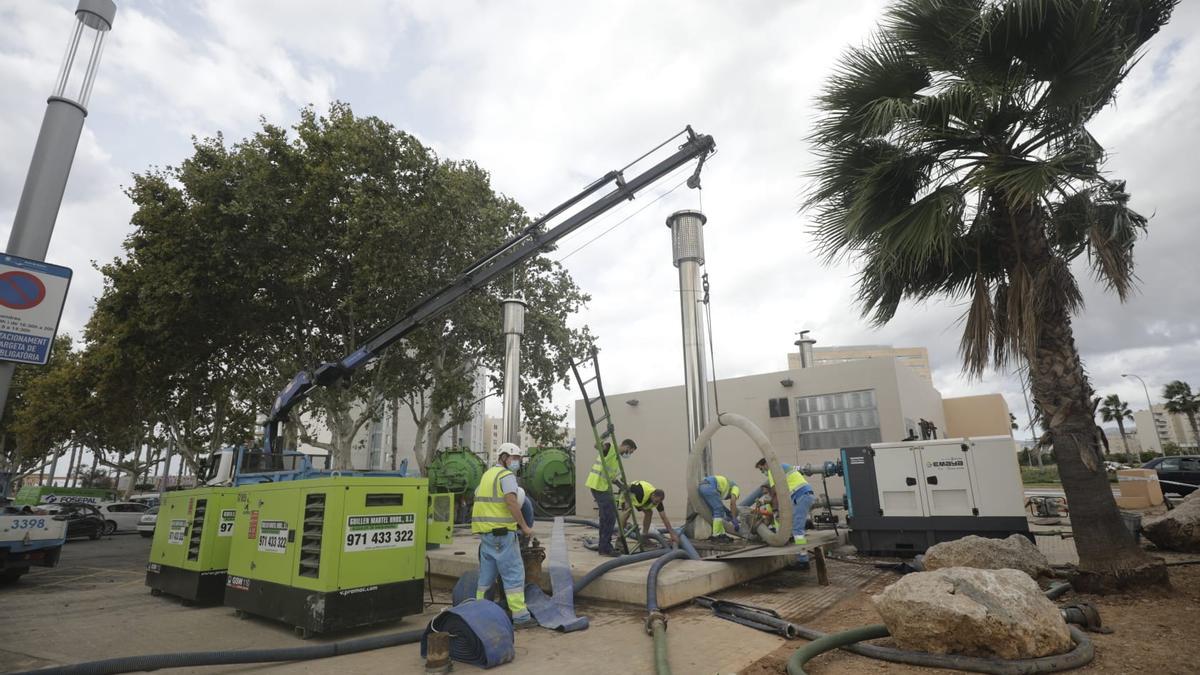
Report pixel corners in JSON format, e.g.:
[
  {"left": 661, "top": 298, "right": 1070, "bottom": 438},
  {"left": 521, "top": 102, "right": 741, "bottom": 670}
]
[{"left": 1, "top": 0, "right": 1197, "bottom": 449}]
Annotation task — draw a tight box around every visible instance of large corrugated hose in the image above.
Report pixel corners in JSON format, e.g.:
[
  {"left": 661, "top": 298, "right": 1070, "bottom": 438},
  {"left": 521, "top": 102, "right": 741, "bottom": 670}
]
[
  {"left": 10, "top": 629, "right": 425, "bottom": 675},
  {"left": 685, "top": 412, "right": 793, "bottom": 547}
]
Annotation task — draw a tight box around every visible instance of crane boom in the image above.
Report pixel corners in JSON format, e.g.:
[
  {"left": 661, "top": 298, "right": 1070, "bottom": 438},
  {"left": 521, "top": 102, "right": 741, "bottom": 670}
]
[{"left": 263, "top": 127, "right": 716, "bottom": 454}]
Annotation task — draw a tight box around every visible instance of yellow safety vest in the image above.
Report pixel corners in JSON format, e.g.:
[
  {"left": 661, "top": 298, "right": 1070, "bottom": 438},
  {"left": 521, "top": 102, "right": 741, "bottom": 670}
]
[
  {"left": 629, "top": 480, "right": 656, "bottom": 512},
  {"left": 472, "top": 466, "right": 517, "bottom": 534},
  {"left": 712, "top": 475, "right": 739, "bottom": 499},
  {"left": 767, "top": 465, "right": 809, "bottom": 494},
  {"left": 585, "top": 442, "right": 621, "bottom": 492}
]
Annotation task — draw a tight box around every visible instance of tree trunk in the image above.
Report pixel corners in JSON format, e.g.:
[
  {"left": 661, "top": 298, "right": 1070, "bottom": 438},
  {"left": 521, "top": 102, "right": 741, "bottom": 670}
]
[
  {"left": 1115, "top": 418, "right": 1130, "bottom": 455},
  {"left": 1011, "top": 231, "right": 1166, "bottom": 591},
  {"left": 1187, "top": 412, "right": 1199, "bottom": 451}
]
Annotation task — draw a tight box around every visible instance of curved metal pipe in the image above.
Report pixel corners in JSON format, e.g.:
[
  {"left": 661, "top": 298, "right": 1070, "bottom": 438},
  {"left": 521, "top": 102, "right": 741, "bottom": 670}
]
[{"left": 686, "top": 412, "right": 793, "bottom": 547}]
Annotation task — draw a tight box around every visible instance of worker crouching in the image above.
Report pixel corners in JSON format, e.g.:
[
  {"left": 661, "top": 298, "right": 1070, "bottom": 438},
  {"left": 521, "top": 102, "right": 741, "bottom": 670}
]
[
  {"left": 697, "top": 474, "right": 740, "bottom": 543},
  {"left": 472, "top": 442, "right": 537, "bottom": 628},
  {"left": 756, "top": 458, "right": 815, "bottom": 569},
  {"left": 619, "top": 480, "right": 678, "bottom": 547}
]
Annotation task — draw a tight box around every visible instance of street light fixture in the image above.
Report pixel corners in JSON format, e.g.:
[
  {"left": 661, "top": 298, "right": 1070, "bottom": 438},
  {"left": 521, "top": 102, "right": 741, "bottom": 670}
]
[{"left": 1122, "top": 373, "right": 1164, "bottom": 458}]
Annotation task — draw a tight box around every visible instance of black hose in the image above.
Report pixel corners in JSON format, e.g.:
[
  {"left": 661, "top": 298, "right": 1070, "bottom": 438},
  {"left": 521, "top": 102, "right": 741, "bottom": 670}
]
[
  {"left": 535, "top": 516, "right": 599, "bottom": 528},
  {"left": 645, "top": 549, "right": 691, "bottom": 613},
  {"left": 1044, "top": 581, "right": 1072, "bottom": 600},
  {"left": 12, "top": 629, "right": 425, "bottom": 675},
  {"left": 573, "top": 548, "right": 670, "bottom": 595}
]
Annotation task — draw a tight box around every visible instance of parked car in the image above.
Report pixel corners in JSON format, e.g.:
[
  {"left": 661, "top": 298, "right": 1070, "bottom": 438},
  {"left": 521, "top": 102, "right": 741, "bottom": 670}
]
[
  {"left": 1142, "top": 455, "right": 1200, "bottom": 495},
  {"left": 96, "top": 502, "right": 150, "bottom": 534},
  {"left": 47, "top": 504, "right": 105, "bottom": 540},
  {"left": 137, "top": 506, "right": 159, "bottom": 538}
]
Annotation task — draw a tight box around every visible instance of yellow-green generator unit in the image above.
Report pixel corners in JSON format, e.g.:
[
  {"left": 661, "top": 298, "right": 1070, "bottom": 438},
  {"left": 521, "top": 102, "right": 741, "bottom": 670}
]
[
  {"left": 145, "top": 487, "right": 240, "bottom": 603},
  {"left": 223, "top": 477, "right": 452, "bottom": 637}
]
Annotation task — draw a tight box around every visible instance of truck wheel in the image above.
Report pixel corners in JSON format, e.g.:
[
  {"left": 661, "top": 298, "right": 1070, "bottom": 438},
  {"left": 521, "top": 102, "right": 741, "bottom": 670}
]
[{"left": 0, "top": 568, "right": 28, "bottom": 584}]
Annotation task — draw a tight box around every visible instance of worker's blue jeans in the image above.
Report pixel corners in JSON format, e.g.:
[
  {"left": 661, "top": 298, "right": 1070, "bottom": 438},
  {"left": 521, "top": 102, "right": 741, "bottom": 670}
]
[
  {"left": 698, "top": 478, "right": 731, "bottom": 521},
  {"left": 476, "top": 531, "right": 530, "bottom": 621},
  {"left": 591, "top": 489, "right": 616, "bottom": 554},
  {"left": 792, "top": 486, "right": 815, "bottom": 563},
  {"left": 521, "top": 499, "right": 534, "bottom": 529}
]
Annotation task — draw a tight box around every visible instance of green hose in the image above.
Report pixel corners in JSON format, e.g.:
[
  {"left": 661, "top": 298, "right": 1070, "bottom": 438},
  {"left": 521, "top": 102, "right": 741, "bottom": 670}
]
[
  {"left": 651, "top": 620, "right": 671, "bottom": 675},
  {"left": 787, "top": 624, "right": 1094, "bottom": 675},
  {"left": 787, "top": 624, "right": 887, "bottom": 675}
]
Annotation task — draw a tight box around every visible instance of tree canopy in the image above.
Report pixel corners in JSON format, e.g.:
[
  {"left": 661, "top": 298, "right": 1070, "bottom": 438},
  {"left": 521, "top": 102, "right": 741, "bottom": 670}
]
[{"left": 90, "top": 102, "right": 591, "bottom": 471}]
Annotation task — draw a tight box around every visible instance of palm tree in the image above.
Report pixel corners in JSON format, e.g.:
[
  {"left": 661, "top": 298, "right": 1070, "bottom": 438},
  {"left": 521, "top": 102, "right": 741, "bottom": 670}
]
[
  {"left": 1163, "top": 381, "right": 1200, "bottom": 449},
  {"left": 805, "top": 0, "right": 1175, "bottom": 591},
  {"left": 1098, "top": 394, "right": 1133, "bottom": 455}
]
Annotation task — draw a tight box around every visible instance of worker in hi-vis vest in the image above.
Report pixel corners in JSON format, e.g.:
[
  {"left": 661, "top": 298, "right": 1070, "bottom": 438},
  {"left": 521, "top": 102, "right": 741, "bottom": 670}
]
[
  {"left": 697, "top": 474, "right": 740, "bottom": 542},
  {"left": 584, "top": 438, "right": 637, "bottom": 557},
  {"left": 618, "top": 479, "right": 679, "bottom": 546},
  {"left": 473, "top": 443, "right": 536, "bottom": 627},
  {"left": 756, "top": 457, "right": 814, "bottom": 569}
]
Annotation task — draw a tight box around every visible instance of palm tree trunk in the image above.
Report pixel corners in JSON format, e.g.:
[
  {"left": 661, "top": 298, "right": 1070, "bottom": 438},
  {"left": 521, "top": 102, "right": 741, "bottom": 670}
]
[
  {"left": 1187, "top": 412, "right": 1200, "bottom": 451},
  {"left": 1013, "top": 245, "right": 1165, "bottom": 591}
]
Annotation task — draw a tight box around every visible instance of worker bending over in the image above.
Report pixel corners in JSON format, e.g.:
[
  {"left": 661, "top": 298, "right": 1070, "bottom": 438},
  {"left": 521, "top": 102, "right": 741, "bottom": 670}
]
[
  {"left": 584, "top": 438, "right": 638, "bottom": 557},
  {"left": 620, "top": 480, "right": 679, "bottom": 547},
  {"left": 472, "top": 443, "right": 536, "bottom": 627},
  {"left": 697, "top": 474, "right": 740, "bottom": 542},
  {"left": 755, "top": 458, "right": 815, "bottom": 569}
]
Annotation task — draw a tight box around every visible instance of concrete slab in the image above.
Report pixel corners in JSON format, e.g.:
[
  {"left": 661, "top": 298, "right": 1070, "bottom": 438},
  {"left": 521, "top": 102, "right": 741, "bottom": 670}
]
[{"left": 428, "top": 522, "right": 841, "bottom": 607}]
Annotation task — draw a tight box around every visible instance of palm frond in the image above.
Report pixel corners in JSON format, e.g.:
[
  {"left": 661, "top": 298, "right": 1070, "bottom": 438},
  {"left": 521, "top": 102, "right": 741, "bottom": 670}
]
[
  {"left": 813, "top": 38, "right": 930, "bottom": 145},
  {"left": 885, "top": 0, "right": 986, "bottom": 74},
  {"left": 959, "top": 274, "right": 993, "bottom": 377}
]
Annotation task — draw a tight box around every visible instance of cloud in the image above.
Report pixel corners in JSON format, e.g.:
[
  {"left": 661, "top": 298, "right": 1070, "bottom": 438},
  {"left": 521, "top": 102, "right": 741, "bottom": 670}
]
[{"left": 0, "top": 0, "right": 1196, "bottom": 441}]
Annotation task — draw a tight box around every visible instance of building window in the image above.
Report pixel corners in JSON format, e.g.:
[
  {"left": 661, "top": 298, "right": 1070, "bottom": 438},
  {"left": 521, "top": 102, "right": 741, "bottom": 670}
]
[{"left": 795, "top": 389, "right": 882, "bottom": 451}]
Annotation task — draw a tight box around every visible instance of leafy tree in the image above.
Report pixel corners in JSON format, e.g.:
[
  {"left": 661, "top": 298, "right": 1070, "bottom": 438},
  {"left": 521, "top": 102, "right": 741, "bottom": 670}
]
[
  {"left": 1098, "top": 394, "right": 1133, "bottom": 454},
  {"left": 0, "top": 335, "right": 80, "bottom": 481},
  {"left": 805, "top": 0, "right": 1175, "bottom": 590},
  {"left": 110, "top": 103, "right": 590, "bottom": 472},
  {"left": 1162, "top": 381, "right": 1200, "bottom": 449}
]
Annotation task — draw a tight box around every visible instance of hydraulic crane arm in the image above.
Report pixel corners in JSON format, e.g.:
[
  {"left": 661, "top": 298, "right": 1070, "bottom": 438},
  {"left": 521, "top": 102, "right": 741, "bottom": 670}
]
[{"left": 263, "top": 127, "right": 716, "bottom": 453}]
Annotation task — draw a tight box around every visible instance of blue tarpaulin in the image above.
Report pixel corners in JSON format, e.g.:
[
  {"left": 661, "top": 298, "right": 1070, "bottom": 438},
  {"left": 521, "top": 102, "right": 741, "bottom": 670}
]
[
  {"left": 421, "top": 600, "right": 514, "bottom": 669},
  {"left": 525, "top": 517, "right": 590, "bottom": 632}
]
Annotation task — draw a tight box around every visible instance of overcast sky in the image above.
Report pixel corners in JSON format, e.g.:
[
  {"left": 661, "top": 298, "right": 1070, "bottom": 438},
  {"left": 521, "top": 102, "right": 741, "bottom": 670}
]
[{"left": 1, "top": 0, "right": 1197, "bottom": 442}]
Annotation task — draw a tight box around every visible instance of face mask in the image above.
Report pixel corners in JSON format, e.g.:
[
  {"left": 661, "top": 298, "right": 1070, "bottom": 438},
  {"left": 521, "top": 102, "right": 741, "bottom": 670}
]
[
  {"left": 507, "top": 459, "right": 522, "bottom": 471},
  {"left": 759, "top": 468, "right": 768, "bottom": 476}
]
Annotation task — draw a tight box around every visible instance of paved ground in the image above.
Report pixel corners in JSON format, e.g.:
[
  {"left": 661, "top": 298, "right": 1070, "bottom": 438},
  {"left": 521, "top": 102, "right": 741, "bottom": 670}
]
[{"left": 0, "top": 530, "right": 874, "bottom": 674}]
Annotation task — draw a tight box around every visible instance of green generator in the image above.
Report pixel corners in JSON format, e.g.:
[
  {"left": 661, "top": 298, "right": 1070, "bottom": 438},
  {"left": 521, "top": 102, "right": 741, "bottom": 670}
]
[
  {"left": 145, "top": 487, "right": 241, "bottom": 603},
  {"left": 223, "top": 477, "right": 453, "bottom": 637}
]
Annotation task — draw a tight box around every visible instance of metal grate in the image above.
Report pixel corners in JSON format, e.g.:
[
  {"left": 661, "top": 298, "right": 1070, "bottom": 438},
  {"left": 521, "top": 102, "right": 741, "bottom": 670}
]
[
  {"left": 431, "top": 494, "right": 451, "bottom": 523},
  {"left": 187, "top": 499, "right": 207, "bottom": 562},
  {"left": 298, "top": 493, "right": 326, "bottom": 578}
]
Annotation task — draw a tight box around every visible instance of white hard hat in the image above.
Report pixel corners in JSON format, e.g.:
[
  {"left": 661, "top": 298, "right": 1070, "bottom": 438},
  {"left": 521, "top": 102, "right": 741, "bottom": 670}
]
[
  {"left": 516, "top": 486, "right": 527, "bottom": 508},
  {"left": 497, "top": 442, "right": 525, "bottom": 458}
]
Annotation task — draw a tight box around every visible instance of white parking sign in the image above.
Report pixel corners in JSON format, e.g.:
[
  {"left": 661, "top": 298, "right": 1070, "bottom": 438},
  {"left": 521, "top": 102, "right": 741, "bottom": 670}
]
[{"left": 0, "top": 254, "right": 72, "bottom": 366}]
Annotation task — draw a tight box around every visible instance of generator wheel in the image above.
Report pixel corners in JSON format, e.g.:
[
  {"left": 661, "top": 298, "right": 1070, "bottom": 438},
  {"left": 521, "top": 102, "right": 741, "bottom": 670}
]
[
  {"left": 234, "top": 609, "right": 247, "bottom": 619},
  {"left": 149, "top": 588, "right": 163, "bottom": 596}
]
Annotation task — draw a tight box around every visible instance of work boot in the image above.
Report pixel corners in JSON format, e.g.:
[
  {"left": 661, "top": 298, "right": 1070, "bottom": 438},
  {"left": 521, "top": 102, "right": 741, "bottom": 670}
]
[
  {"left": 599, "top": 549, "right": 620, "bottom": 558},
  {"left": 513, "top": 615, "right": 538, "bottom": 630},
  {"left": 709, "top": 534, "right": 734, "bottom": 544}
]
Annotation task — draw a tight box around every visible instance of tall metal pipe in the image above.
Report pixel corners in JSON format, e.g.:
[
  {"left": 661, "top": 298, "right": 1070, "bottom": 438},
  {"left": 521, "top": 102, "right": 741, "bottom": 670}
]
[
  {"left": 667, "top": 210, "right": 713, "bottom": 481},
  {"left": 0, "top": 0, "right": 116, "bottom": 429},
  {"left": 795, "top": 330, "right": 816, "bottom": 369},
  {"left": 500, "top": 297, "right": 527, "bottom": 455}
]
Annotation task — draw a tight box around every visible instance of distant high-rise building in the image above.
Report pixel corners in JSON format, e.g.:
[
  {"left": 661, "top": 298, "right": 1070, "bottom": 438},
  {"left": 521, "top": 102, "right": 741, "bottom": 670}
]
[{"left": 1134, "top": 405, "right": 1197, "bottom": 454}]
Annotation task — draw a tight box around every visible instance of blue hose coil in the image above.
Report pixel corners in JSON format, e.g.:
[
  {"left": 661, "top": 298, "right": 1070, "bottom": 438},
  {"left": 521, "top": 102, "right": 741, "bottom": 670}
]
[{"left": 421, "top": 599, "right": 514, "bottom": 669}]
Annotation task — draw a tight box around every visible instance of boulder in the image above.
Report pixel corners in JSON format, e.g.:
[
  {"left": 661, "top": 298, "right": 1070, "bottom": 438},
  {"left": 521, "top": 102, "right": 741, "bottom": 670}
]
[
  {"left": 1143, "top": 490, "right": 1200, "bottom": 552},
  {"left": 922, "top": 534, "right": 1051, "bottom": 579},
  {"left": 872, "top": 567, "right": 1072, "bottom": 659}
]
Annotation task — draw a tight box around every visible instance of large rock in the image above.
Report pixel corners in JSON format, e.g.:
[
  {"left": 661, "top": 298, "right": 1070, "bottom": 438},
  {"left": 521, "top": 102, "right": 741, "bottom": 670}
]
[
  {"left": 922, "top": 534, "right": 1051, "bottom": 579},
  {"left": 1143, "top": 490, "right": 1200, "bottom": 552},
  {"left": 872, "top": 567, "right": 1072, "bottom": 659}
]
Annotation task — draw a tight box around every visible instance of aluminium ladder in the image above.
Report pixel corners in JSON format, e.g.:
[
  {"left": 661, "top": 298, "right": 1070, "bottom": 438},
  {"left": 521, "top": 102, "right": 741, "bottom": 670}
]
[{"left": 571, "top": 347, "right": 642, "bottom": 555}]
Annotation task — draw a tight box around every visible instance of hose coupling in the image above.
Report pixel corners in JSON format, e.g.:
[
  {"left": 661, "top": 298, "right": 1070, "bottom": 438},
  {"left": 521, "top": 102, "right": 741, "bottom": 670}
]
[{"left": 645, "top": 611, "right": 668, "bottom": 635}]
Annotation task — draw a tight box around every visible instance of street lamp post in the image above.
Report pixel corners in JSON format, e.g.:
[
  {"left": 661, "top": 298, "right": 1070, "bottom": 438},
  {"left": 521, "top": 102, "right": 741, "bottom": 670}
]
[
  {"left": 1122, "top": 373, "right": 1163, "bottom": 458},
  {"left": 0, "top": 0, "right": 117, "bottom": 424}
]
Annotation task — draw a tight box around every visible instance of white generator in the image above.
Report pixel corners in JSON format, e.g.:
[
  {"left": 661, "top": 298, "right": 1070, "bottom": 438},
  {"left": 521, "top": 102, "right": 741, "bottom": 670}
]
[{"left": 842, "top": 436, "right": 1029, "bottom": 556}]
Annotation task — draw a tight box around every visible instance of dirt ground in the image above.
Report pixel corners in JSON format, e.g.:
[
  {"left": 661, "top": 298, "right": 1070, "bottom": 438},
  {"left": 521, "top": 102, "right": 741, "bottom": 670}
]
[{"left": 742, "top": 561, "right": 1200, "bottom": 675}]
